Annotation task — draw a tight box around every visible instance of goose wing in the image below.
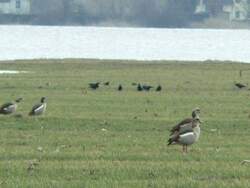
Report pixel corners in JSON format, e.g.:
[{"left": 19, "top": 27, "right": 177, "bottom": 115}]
[
  {"left": 30, "top": 103, "right": 45, "bottom": 115},
  {"left": 170, "top": 118, "right": 193, "bottom": 135}
]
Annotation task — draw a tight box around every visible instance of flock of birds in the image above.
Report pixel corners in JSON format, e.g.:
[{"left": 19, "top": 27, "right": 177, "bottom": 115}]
[
  {"left": 88, "top": 81, "right": 247, "bottom": 92},
  {"left": 88, "top": 82, "right": 162, "bottom": 92},
  {"left": 1, "top": 81, "right": 245, "bottom": 154},
  {"left": 87, "top": 81, "right": 249, "bottom": 153},
  {"left": 2, "top": 80, "right": 244, "bottom": 153},
  {"left": 0, "top": 97, "right": 47, "bottom": 116}
]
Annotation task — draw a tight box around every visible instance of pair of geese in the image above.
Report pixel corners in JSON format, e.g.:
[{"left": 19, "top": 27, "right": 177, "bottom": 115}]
[
  {"left": 0, "top": 97, "right": 47, "bottom": 116},
  {"left": 168, "top": 107, "right": 202, "bottom": 153}
]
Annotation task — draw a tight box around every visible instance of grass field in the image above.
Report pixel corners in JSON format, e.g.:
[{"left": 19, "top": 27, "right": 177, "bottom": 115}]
[{"left": 0, "top": 59, "right": 250, "bottom": 187}]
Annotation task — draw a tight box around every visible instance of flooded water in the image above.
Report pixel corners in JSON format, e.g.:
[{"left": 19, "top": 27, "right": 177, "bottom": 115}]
[
  {"left": 0, "top": 70, "right": 27, "bottom": 74},
  {"left": 1, "top": 25, "right": 250, "bottom": 63}
]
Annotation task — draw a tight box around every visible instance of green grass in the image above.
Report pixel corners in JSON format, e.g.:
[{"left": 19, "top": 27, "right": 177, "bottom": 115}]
[{"left": 0, "top": 59, "right": 250, "bottom": 187}]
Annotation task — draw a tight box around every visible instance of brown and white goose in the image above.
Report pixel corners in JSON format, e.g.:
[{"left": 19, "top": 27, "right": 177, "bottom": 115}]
[
  {"left": 168, "top": 117, "right": 201, "bottom": 153},
  {"left": 168, "top": 108, "right": 201, "bottom": 153},
  {"left": 29, "top": 97, "right": 47, "bottom": 116},
  {"left": 0, "top": 98, "right": 23, "bottom": 115},
  {"left": 170, "top": 107, "right": 200, "bottom": 135}
]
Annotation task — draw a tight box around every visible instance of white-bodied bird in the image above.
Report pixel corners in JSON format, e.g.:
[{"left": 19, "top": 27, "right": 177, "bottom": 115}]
[
  {"left": 0, "top": 98, "right": 23, "bottom": 115},
  {"left": 29, "top": 97, "right": 47, "bottom": 116},
  {"left": 168, "top": 108, "right": 201, "bottom": 153}
]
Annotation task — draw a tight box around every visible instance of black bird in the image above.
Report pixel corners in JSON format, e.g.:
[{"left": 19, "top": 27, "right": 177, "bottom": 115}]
[
  {"left": 118, "top": 84, "right": 123, "bottom": 91},
  {"left": 104, "top": 81, "right": 110, "bottom": 86},
  {"left": 137, "top": 84, "right": 143, "bottom": 91},
  {"left": 29, "top": 97, "right": 47, "bottom": 116},
  {"left": 235, "top": 82, "right": 247, "bottom": 89},
  {"left": 0, "top": 98, "right": 23, "bottom": 115},
  {"left": 156, "top": 85, "right": 162, "bottom": 92},
  {"left": 89, "top": 82, "right": 100, "bottom": 90},
  {"left": 142, "top": 85, "right": 153, "bottom": 91}
]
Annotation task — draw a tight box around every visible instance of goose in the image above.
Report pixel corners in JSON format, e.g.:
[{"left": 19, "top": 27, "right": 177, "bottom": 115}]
[
  {"left": 29, "top": 97, "right": 47, "bottom": 116},
  {"left": 168, "top": 117, "right": 201, "bottom": 153},
  {"left": 89, "top": 82, "right": 100, "bottom": 90},
  {"left": 0, "top": 98, "right": 23, "bottom": 115},
  {"left": 170, "top": 107, "right": 200, "bottom": 135}
]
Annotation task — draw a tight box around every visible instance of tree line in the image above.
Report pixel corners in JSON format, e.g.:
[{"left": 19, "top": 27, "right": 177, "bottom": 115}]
[{"left": 1, "top": 0, "right": 199, "bottom": 27}]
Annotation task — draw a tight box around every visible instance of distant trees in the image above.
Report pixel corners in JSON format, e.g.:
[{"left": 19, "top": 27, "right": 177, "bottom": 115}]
[
  {"left": 30, "top": 0, "right": 197, "bottom": 27},
  {"left": 32, "top": 0, "right": 66, "bottom": 24}
]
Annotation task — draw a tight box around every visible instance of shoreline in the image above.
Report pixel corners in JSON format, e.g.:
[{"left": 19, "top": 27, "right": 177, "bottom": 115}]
[{"left": 0, "top": 58, "right": 247, "bottom": 65}]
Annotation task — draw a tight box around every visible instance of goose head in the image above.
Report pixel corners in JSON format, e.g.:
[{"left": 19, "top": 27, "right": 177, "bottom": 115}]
[
  {"left": 41, "top": 97, "right": 46, "bottom": 103},
  {"left": 192, "top": 107, "right": 200, "bottom": 118}
]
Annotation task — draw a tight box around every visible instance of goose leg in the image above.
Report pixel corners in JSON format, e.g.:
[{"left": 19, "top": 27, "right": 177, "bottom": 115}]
[{"left": 182, "top": 145, "right": 185, "bottom": 153}]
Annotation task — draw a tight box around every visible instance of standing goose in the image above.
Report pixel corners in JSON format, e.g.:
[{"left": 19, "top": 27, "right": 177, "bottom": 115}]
[
  {"left": 170, "top": 107, "right": 200, "bottom": 135},
  {"left": 29, "top": 97, "right": 47, "bottom": 116},
  {"left": 168, "top": 117, "right": 201, "bottom": 153},
  {"left": 0, "top": 98, "right": 23, "bottom": 115}
]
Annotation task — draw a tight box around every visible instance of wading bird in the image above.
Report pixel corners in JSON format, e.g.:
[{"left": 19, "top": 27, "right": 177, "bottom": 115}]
[
  {"left": 29, "top": 97, "right": 47, "bottom": 116},
  {"left": 0, "top": 98, "right": 23, "bottom": 115}
]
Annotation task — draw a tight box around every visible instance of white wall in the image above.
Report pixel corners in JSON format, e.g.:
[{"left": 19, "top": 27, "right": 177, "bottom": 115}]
[{"left": 0, "top": 0, "right": 31, "bottom": 15}]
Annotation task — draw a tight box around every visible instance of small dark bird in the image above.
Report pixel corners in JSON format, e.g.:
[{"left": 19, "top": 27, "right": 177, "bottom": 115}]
[
  {"left": 137, "top": 84, "right": 143, "bottom": 91},
  {"left": 29, "top": 97, "right": 47, "bottom": 116},
  {"left": 89, "top": 82, "right": 100, "bottom": 90},
  {"left": 235, "top": 83, "right": 247, "bottom": 89},
  {"left": 156, "top": 85, "right": 162, "bottom": 92},
  {"left": 118, "top": 84, "right": 123, "bottom": 91},
  {"left": 0, "top": 98, "right": 23, "bottom": 115},
  {"left": 142, "top": 85, "right": 153, "bottom": 91},
  {"left": 104, "top": 81, "right": 110, "bottom": 86}
]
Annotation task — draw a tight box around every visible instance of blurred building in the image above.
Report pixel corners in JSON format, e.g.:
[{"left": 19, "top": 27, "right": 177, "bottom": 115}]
[
  {"left": 0, "top": 0, "right": 31, "bottom": 15},
  {"left": 195, "top": 0, "right": 250, "bottom": 21}
]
